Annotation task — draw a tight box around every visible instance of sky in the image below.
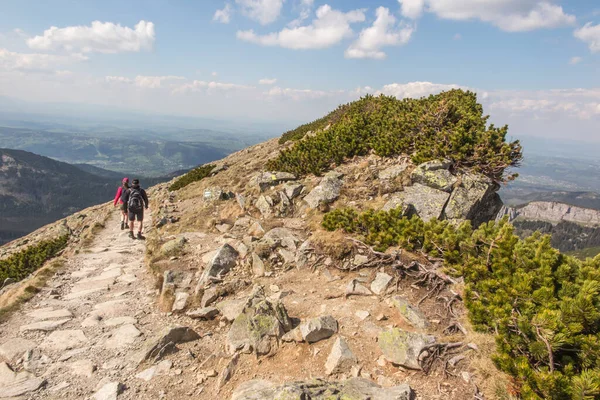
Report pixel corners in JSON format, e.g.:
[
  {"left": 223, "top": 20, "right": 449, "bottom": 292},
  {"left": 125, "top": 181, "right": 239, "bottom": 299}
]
[{"left": 0, "top": 0, "right": 599, "bottom": 142}]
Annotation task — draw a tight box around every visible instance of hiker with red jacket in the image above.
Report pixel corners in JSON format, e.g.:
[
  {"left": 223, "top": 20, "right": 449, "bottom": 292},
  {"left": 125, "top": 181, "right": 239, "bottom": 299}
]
[
  {"left": 113, "top": 178, "right": 130, "bottom": 230},
  {"left": 121, "top": 179, "right": 149, "bottom": 240}
]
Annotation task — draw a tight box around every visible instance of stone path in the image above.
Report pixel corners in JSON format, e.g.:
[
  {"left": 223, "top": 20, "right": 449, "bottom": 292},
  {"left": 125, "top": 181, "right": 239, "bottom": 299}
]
[{"left": 0, "top": 211, "right": 191, "bottom": 399}]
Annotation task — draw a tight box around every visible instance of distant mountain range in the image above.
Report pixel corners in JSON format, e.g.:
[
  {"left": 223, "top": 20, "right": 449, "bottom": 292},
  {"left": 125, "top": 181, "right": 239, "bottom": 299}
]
[{"left": 0, "top": 148, "right": 175, "bottom": 245}]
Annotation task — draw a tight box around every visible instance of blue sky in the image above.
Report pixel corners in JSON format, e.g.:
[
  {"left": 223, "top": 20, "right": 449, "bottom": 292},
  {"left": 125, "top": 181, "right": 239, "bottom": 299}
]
[{"left": 0, "top": 0, "right": 599, "bottom": 141}]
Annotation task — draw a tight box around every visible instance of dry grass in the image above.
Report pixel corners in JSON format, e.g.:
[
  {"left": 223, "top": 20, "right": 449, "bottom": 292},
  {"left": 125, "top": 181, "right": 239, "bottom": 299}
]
[{"left": 310, "top": 230, "right": 354, "bottom": 260}]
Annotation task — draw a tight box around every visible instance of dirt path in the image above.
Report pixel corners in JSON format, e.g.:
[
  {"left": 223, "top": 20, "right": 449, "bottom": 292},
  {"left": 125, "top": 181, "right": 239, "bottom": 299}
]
[{"left": 0, "top": 210, "right": 196, "bottom": 399}]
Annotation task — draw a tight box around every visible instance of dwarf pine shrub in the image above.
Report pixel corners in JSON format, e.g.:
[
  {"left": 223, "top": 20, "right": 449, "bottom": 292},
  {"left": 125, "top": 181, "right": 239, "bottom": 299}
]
[
  {"left": 323, "top": 208, "right": 600, "bottom": 399},
  {"left": 269, "top": 90, "right": 522, "bottom": 183},
  {"left": 0, "top": 234, "right": 69, "bottom": 283},
  {"left": 169, "top": 164, "right": 215, "bottom": 191}
]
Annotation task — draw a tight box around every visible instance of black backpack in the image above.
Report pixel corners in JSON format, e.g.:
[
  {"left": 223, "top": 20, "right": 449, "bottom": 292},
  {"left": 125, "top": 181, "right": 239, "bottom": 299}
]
[{"left": 128, "top": 188, "right": 144, "bottom": 212}]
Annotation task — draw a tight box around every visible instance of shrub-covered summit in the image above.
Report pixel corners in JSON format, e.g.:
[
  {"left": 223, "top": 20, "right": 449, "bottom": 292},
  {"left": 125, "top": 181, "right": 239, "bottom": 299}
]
[{"left": 268, "top": 90, "right": 522, "bottom": 183}]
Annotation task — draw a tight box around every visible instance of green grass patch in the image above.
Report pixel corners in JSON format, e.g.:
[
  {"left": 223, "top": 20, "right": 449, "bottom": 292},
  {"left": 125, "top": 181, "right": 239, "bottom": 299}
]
[
  {"left": 324, "top": 207, "right": 600, "bottom": 399},
  {"left": 169, "top": 164, "right": 215, "bottom": 191},
  {"left": 0, "top": 235, "right": 68, "bottom": 283},
  {"left": 566, "top": 247, "right": 600, "bottom": 260},
  {"left": 268, "top": 90, "right": 522, "bottom": 183}
]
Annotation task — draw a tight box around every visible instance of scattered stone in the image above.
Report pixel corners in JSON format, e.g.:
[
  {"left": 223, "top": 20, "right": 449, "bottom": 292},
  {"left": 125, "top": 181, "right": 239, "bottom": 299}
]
[
  {"left": 304, "top": 173, "right": 343, "bottom": 209},
  {"left": 299, "top": 315, "right": 338, "bottom": 344},
  {"left": 135, "top": 360, "right": 172, "bottom": 382},
  {"left": 461, "top": 371, "right": 471, "bottom": 383},
  {"left": 411, "top": 160, "right": 457, "bottom": 192},
  {"left": 215, "top": 299, "right": 246, "bottom": 322},
  {"left": 215, "top": 224, "right": 232, "bottom": 233},
  {"left": 50, "top": 381, "right": 70, "bottom": 393},
  {"left": 40, "top": 329, "right": 88, "bottom": 352},
  {"left": 355, "top": 310, "right": 370, "bottom": 321},
  {"left": 93, "top": 381, "right": 124, "bottom": 400},
  {"left": 236, "top": 193, "right": 246, "bottom": 210},
  {"left": 231, "top": 378, "right": 413, "bottom": 400},
  {"left": 186, "top": 307, "right": 219, "bottom": 320},
  {"left": 346, "top": 279, "right": 372, "bottom": 297},
  {"left": 26, "top": 308, "right": 73, "bottom": 321},
  {"left": 198, "top": 244, "right": 239, "bottom": 285},
  {"left": 0, "top": 338, "right": 36, "bottom": 363},
  {"left": 269, "top": 284, "right": 280, "bottom": 293},
  {"left": 105, "top": 324, "right": 142, "bottom": 349},
  {"left": 277, "top": 248, "right": 295, "bottom": 264},
  {"left": 256, "top": 195, "right": 275, "bottom": 217},
  {"left": 0, "top": 376, "right": 46, "bottom": 398},
  {"left": 134, "top": 326, "right": 200, "bottom": 364},
  {"left": 19, "top": 318, "right": 71, "bottom": 333},
  {"left": 248, "top": 222, "right": 266, "bottom": 238},
  {"left": 226, "top": 286, "right": 292, "bottom": 355},
  {"left": 378, "top": 328, "right": 435, "bottom": 369},
  {"left": 262, "top": 228, "right": 300, "bottom": 251},
  {"left": 376, "top": 313, "right": 387, "bottom": 321},
  {"left": 444, "top": 173, "right": 503, "bottom": 227},
  {"left": 370, "top": 273, "right": 392, "bottom": 295},
  {"left": 104, "top": 316, "right": 137, "bottom": 327},
  {"left": 389, "top": 296, "right": 429, "bottom": 329},
  {"left": 325, "top": 337, "right": 357, "bottom": 375},
  {"left": 379, "top": 162, "right": 410, "bottom": 180},
  {"left": 283, "top": 183, "right": 304, "bottom": 200},
  {"left": 383, "top": 184, "right": 450, "bottom": 222},
  {"left": 69, "top": 359, "right": 96, "bottom": 378},
  {"left": 82, "top": 314, "right": 102, "bottom": 327},
  {"left": 254, "top": 172, "right": 297, "bottom": 191},
  {"left": 251, "top": 253, "right": 265, "bottom": 277},
  {"left": 172, "top": 292, "right": 190, "bottom": 312},
  {"left": 201, "top": 286, "right": 219, "bottom": 308},
  {"left": 353, "top": 254, "right": 369, "bottom": 266},
  {"left": 159, "top": 237, "right": 187, "bottom": 258}
]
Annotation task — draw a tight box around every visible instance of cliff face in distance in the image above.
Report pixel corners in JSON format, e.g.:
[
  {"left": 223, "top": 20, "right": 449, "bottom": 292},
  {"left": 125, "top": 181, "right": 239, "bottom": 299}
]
[{"left": 499, "top": 201, "right": 600, "bottom": 226}]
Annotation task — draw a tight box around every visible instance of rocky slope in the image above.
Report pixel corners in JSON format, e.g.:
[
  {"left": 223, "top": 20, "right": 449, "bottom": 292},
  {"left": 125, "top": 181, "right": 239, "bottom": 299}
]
[{"left": 498, "top": 201, "right": 600, "bottom": 226}]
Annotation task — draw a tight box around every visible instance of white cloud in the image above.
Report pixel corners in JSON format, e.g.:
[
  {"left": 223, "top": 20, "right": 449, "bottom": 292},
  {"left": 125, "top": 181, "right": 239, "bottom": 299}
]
[
  {"left": 569, "top": 56, "right": 583, "bottom": 65},
  {"left": 574, "top": 23, "right": 600, "bottom": 53},
  {"left": 237, "top": 5, "right": 366, "bottom": 49},
  {"left": 265, "top": 86, "right": 335, "bottom": 100},
  {"left": 105, "top": 75, "right": 132, "bottom": 84},
  {"left": 173, "top": 80, "right": 255, "bottom": 94},
  {"left": 398, "top": 0, "right": 425, "bottom": 19},
  {"left": 259, "top": 78, "right": 277, "bottom": 85},
  {"left": 27, "top": 20, "right": 155, "bottom": 54},
  {"left": 345, "top": 7, "right": 414, "bottom": 60},
  {"left": 212, "top": 71, "right": 218, "bottom": 77},
  {"left": 377, "top": 81, "right": 464, "bottom": 98},
  {"left": 235, "top": 0, "right": 285, "bottom": 25},
  {"left": 134, "top": 75, "right": 185, "bottom": 89},
  {"left": 400, "top": 0, "right": 575, "bottom": 32},
  {"left": 214, "top": 4, "right": 233, "bottom": 23},
  {"left": 0, "top": 48, "right": 87, "bottom": 72},
  {"left": 289, "top": 0, "right": 315, "bottom": 27}
]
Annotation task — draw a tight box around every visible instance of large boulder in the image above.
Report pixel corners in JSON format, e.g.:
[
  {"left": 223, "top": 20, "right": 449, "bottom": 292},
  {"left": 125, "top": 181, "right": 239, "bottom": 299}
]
[
  {"left": 444, "top": 173, "right": 502, "bottom": 227},
  {"left": 284, "top": 315, "right": 338, "bottom": 344},
  {"left": 255, "top": 195, "right": 275, "bottom": 218},
  {"left": 378, "top": 328, "right": 435, "bottom": 369},
  {"left": 304, "top": 172, "right": 343, "bottom": 209},
  {"left": 158, "top": 237, "right": 186, "bottom": 258},
  {"left": 411, "top": 160, "right": 457, "bottom": 193},
  {"left": 198, "top": 244, "right": 239, "bottom": 285},
  {"left": 261, "top": 228, "right": 300, "bottom": 252},
  {"left": 231, "top": 378, "right": 413, "bottom": 400},
  {"left": 226, "top": 286, "right": 292, "bottom": 355},
  {"left": 383, "top": 184, "right": 450, "bottom": 222},
  {"left": 254, "top": 172, "right": 297, "bottom": 192}
]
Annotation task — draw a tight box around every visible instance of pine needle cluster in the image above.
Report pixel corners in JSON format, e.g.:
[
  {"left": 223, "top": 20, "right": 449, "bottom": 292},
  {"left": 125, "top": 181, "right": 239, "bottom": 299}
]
[
  {"left": 0, "top": 234, "right": 68, "bottom": 283},
  {"left": 268, "top": 90, "right": 522, "bottom": 183},
  {"left": 169, "top": 164, "right": 215, "bottom": 191},
  {"left": 323, "top": 208, "right": 600, "bottom": 399}
]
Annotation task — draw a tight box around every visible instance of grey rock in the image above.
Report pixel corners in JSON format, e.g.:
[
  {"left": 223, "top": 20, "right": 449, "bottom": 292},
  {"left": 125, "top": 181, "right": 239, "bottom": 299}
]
[
  {"left": 252, "top": 253, "right": 265, "bottom": 277},
  {"left": 93, "top": 381, "right": 124, "bottom": 400},
  {"left": 411, "top": 167, "right": 457, "bottom": 192},
  {"left": 203, "top": 186, "right": 227, "bottom": 202},
  {"left": 19, "top": 318, "right": 71, "bottom": 333},
  {"left": 27, "top": 308, "right": 73, "bottom": 321},
  {"left": 40, "top": 330, "right": 88, "bottom": 352},
  {"left": 104, "top": 316, "right": 137, "bottom": 327},
  {"left": 378, "top": 328, "right": 435, "bottom": 369},
  {"left": 304, "top": 174, "right": 343, "bottom": 209},
  {"left": 216, "top": 299, "right": 246, "bottom": 322},
  {"left": 236, "top": 193, "right": 247, "bottom": 210},
  {"left": 346, "top": 279, "right": 372, "bottom": 297},
  {"left": 417, "top": 159, "right": 452, "bottom": 171},
  {"left": 390, "top": 297, "right": 429, "bottom": 329},
  {"left": 248, "top": 222, "right": 266, "bottom": 238},
  {"left": 172, "top": 292, "right": 189, "bottom": 312},
  {"left": 262, "top": 228, "right": 300, "bottom": 251},
  {"left": 325, "top": 337, "right": 357, "bottom": 375},
  {"left": 199, "top": 244, "right": 239, "bottom": 285},
  {"left": 0, "top": 338, "right": 37, "bottom": 363},
  {"left": 186, "top": 307, "right": 219, "bottom": 320},
  {"left": 371, "top": 273, "right": 393, "bottom": 295},
  {"left": 353, "top": 254, "right": 369, "bottom": 266},
  {"left": 0, "top": 377, "right": 46, "bottom": 398},
  {"left": 134, "top": 326, "right": 200, "bottom": 364},
  {"left": 226, "top": 286, "right": 292, "bottom": 355},
  {"left": 299, "top": 315, "right": 338, "bottom": 343},
  {"left": 255, "top": 195, "right": 275, "bottom": 217},
  {"left": 384, "top": 184, "right": 450, "bottom": 221},
  {"left": 445, "top": 173, "right": 502, "bottom": 227},
  {"left": 283, "top": 183, "right": 304, "bottom": 200},
  {"left": 105, "top": 324, "right": 142, "bottom": 349},
  {"left": 231, "top": 378, "right": 413, "bottom": 400},
  {"left": 216, "top": 224, "right": 232, "bottom": 233},
  {"left": 254, "top": 172, "right": 297, "bottom": 191},
  {"left": 69, "top": 359, "right": 96, "bottom": 378},
  {"left": 379, "top": 162, "right": 410, "bottom": 180},
  {"left": 277, "top": 248, "right": 295, "bottom": 265},
  {"left": 201, "top": 286, "right": 219, "bottom": 307},
  {"left": 159, "top": 237, "right": 187, "bottom": 258}
]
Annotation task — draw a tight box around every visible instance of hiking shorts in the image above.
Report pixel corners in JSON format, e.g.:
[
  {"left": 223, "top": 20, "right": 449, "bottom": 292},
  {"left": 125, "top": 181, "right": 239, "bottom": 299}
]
[
  {"left": 128, "top": 209, "right": 144, "bottom": 222},
  {"left": 120, "top": 203, "right": 127, "bottom": 212}
]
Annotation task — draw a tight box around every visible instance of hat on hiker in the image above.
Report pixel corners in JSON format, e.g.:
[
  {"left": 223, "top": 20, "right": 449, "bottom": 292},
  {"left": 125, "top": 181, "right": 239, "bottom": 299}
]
[
  {"left": 132, "top": 179, "right": 140, "bottom": 185},
  {"left": 122, "top": 177, "right": 129, "bottom": 184}
]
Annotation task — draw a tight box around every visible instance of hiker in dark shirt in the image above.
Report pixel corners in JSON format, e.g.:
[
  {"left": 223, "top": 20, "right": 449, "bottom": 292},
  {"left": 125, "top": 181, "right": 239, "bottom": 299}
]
[{"left": 121, "top": 179, "right": 149, "bottom": 240}]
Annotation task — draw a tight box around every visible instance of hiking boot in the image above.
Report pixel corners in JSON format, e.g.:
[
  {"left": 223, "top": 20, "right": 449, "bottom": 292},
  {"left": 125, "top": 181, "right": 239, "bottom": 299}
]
[
  {"left": 120, "top": 221, "right": 125, "bottom": 230},
  {"left": 137, "top": 232, "right": 146, "bottom": 240},
  {"left": 128, "top": 231, "right": 135, "bottom": 239}
]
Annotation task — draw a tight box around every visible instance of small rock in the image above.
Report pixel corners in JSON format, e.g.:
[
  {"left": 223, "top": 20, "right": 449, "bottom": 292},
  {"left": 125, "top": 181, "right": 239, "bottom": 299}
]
[
  {"left": 215, "top": 299, "right": 246, "bottom": 322},
  {"left": 346, "top": 280, "right": 372, "bottom": 297},
  {"left": 353, "top": 255, "right": 369, "bottom": 266},
  {"left": 201, "top": 286, "right": 219, "bottom": 308},
  {"left": 93, "top": 381, "right": 124, "bottom": 400},
  {"left": 355, "top": 310, "right": 370, "bottom": 321},
  {"left": 252, "top": 253, "right": 266, "bottom": 277},
  {"left": 378, "top": 328, "right": 435, "bottom": 369},
  {"left": 186, "top": 307, "right": 219, "bottom": 320},
  {"left": 0, "top": 338, "right": 37, "bottom": 363},
  {"left": 325, "top": 337, "right": 357, "bottom": 375},
  {"left": 389, "top": 297, "right": 429, "bottom": 329},
  {"left": 461, "top": 371, "right": 471, "bottom": 383},
  {"left": 269, "top": 284, "right": 280, "bottom": 293},
  {"left": 215, "top": 224, "right": 232, "bottom": 233},
  {"left": 299, "top": 316, "right": 338, "bottom": 344},
  {"left": 198, "top": 244, "right": 239, "bottom": 285},
  {"left": 70, "top": 359, "right": 96, "bottom": 378},
  {"left": 370, "top": 273, "right": 393, "bottom": 295},
  {"left": 172, "top": 292, "right": 190, "bottom": 312}
]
